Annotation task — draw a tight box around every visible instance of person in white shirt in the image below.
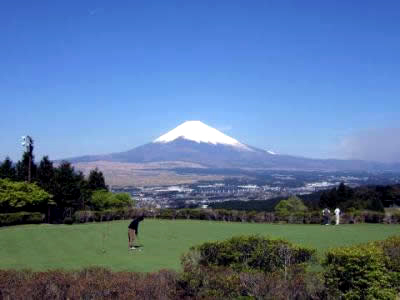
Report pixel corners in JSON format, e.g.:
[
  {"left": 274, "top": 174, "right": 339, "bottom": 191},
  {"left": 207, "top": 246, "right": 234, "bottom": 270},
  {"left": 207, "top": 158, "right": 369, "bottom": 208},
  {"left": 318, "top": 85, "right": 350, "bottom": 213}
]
[{"left": 334, "top": 208, "right": 341, "bottom": 225}]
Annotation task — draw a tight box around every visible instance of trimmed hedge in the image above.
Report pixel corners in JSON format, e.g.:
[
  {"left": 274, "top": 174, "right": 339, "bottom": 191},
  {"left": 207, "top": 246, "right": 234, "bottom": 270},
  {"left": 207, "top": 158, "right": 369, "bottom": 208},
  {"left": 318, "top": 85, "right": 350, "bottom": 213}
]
[{"left": 0, "top": 212, "right": 45, "bottom": 227}]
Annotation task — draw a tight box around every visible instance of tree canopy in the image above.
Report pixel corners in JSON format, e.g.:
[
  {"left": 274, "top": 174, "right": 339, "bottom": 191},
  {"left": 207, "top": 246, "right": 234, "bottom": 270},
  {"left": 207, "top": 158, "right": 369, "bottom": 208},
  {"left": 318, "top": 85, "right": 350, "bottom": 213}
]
[
  {"left": 87, "top": 168, "right": 107, "bottom": 191},
  {"left": 275, "top": 196, "right": 308, "bottom": 215},
  {"left": 0, "top": 157, "right": 16, "bottom": 180},
  {"left": 0, "top": 179, "right": 53, "bottom": 213},
  {"left": 90, "top": 190, "right": 133, "bottom": 211}
]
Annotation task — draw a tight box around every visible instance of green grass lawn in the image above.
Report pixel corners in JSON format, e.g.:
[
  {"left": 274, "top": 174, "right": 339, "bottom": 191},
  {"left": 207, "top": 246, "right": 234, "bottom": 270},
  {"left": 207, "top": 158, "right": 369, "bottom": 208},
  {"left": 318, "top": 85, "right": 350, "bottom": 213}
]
[{"left": 0, "top": 219, "right": 399, "bottom": 272}]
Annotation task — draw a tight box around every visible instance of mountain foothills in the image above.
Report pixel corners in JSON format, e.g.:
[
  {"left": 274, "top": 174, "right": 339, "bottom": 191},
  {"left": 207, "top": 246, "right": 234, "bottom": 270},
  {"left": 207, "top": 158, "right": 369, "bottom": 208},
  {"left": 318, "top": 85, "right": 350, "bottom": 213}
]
[{"left": 68, "top": 121, "right": 399, "bottom": 172}]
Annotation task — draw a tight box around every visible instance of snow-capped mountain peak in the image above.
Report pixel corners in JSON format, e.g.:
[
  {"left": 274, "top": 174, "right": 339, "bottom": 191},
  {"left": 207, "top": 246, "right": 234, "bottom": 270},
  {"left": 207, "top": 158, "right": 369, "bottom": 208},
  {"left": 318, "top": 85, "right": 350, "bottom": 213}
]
[
  {"left": 154, "top": 121, "right": 252, "bottom": 151},
  {"left": 267, "top": 150, "right": 277, "bottom": 155}
]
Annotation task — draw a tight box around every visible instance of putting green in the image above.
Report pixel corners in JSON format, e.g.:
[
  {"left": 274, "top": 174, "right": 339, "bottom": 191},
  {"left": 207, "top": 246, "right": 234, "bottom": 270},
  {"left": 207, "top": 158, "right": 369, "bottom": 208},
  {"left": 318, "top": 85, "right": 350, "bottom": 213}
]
[{"left": 0, "top": 219, "right": 399, "bottom": 272}]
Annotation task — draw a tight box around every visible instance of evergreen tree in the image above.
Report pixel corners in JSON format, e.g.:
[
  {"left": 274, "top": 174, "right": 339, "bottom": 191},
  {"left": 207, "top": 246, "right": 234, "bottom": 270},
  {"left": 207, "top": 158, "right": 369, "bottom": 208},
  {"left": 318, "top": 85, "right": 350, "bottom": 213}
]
[
  {"left": 76, "top": 170, "right": 91, "bottom": 210},
  {"left": 337, "top": 182, "right": 353, "bottom": 200},
  {"left": 369, "top": 197, "right": 385, "bottom": 212},
  {"left": 53, "top": 161, "right": 82, "bottom": 215},
  {"left": 37, "top": 156, "right": 55, "bottom": 193},
  {"left": 16, "top": 152, "right": 37, "bottom": 182},
  {"left": 87, "top": 168, "right": 107, "bottom": 191},
  {"left": 0, "top": 157, "right": 16, "bottom": 180}
]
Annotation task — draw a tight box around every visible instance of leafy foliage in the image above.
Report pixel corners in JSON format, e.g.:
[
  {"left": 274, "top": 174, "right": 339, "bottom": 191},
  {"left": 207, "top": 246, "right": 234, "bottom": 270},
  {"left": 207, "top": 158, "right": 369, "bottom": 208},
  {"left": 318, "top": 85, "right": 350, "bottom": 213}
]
[
  {"left": 275, "top": 196, "right": 308, "bottom": 215},
  {"left": 323, "top": 241, "right": 398, "bottom": 299},
  {"left": 1, "top": 145, "right": 110, "bottom": 223},
  {"left": 186, "top": 235, "right": 315, "bottom": 273},
  {"left": 0, "top": 212, "right": 44, "bottom": 226},
  {"left": 319, "top": 182, "right": 388, "bottom": 212},
  {"left": 0, "top": 179, "right": 53, "bottom": 213},
  {"left": 90, "top": 190, "right": 132, "bottom": 211}
]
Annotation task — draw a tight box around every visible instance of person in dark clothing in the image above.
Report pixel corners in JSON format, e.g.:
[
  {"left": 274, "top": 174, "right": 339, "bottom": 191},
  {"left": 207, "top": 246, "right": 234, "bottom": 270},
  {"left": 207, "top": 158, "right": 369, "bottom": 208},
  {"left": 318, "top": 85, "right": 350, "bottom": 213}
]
[
  {"left": 322, "top": 208, "right": 331, "bottom": 225},
  {"left": 128, "top": 216, "right": 144, "bottom": 249}
]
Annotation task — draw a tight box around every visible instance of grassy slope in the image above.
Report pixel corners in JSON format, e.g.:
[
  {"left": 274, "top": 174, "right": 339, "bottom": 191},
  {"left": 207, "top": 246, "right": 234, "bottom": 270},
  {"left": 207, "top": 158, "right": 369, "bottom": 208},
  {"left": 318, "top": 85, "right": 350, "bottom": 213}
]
[{"left": 0, "top": 219, "right": 399, "bottom": 272}]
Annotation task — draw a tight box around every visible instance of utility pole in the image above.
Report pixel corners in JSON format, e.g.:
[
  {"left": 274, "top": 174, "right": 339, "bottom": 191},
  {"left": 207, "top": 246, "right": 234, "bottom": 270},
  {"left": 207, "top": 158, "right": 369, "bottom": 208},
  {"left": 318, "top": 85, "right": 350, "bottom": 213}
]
[{"left": 21, "top": 135, "right": 34, "bottom": 182}]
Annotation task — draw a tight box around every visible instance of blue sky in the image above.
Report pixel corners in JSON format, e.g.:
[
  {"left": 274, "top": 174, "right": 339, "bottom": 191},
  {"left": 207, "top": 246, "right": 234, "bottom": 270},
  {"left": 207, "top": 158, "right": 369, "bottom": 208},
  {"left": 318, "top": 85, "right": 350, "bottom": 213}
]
[{"left": 1, "top": 1, "right": 399, "bottom": 163}]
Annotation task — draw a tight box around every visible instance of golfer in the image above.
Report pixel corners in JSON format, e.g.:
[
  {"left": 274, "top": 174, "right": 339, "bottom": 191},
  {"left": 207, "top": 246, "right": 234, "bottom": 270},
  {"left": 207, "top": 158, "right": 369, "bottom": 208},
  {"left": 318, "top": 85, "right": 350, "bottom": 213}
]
[
  {"left": 128, "top": 216, "right": 145, "bottom": 250},
  {"left": 334, "top": 207, "right": 341, "bottom": 225},
  {"left": 322, "top": 208, "right": 331, "bottom": 225}
]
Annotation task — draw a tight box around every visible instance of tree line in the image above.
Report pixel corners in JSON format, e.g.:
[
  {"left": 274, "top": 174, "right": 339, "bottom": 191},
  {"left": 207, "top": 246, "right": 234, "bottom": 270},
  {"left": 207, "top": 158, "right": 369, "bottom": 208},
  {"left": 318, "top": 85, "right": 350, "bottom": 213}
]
[
  {"left": 210, "top": 182, "right": 400, "bottom": 212},
  {"left": 0, "top": 147, "right": 132, "bottom": 222}
]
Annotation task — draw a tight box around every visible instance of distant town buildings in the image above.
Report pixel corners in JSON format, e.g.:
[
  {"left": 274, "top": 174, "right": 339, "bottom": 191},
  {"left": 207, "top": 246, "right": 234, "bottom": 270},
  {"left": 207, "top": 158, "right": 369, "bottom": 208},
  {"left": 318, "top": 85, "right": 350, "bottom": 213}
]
[{"left": 111, "top": 171, "right": 400, "bottom": 209}]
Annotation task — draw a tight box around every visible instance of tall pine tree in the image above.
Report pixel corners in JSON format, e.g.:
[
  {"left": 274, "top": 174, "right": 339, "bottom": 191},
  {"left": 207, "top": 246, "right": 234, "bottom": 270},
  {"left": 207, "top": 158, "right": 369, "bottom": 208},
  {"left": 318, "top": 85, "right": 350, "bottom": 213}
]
[
  {"left": 37, "top": 156, "right": 55, "bottom": 194},
  {"left": 0, "top": 157, "right": 16, "bottom": 180},
  {"left": 53, "top": 161, "right": 82, "bottom": 216},
  {"left": 16, "top": 152, "right": 37, "bottom": 182},
  {"left": 87, "top": 168, "right": 107, "bottom": 191}
]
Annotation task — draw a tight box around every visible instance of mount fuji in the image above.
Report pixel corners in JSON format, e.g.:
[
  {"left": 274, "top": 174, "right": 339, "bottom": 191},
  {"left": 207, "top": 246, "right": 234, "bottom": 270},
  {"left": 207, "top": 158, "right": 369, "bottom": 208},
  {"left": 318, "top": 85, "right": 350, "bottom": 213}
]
[{"left": 67, "top": 121, "right": 398, "bottom": 172}]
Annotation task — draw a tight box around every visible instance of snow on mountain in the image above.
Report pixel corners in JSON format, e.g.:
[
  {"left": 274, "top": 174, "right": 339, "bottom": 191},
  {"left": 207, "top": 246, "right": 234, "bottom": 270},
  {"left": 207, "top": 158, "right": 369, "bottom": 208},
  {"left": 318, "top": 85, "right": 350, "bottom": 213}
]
[
  {"left": 154, "top": 121, "right": 252, "bottom": 151},
  {"left": 267, "top": 150, "right": 277, "bottom": 155}
]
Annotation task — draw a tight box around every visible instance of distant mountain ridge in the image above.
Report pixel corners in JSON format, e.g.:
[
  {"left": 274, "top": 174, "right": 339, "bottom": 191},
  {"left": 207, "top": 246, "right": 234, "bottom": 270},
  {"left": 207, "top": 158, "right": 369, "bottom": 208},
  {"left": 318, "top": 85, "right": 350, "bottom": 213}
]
[{"left": 66, "top": 121, "right": 400, "bottom": 172}]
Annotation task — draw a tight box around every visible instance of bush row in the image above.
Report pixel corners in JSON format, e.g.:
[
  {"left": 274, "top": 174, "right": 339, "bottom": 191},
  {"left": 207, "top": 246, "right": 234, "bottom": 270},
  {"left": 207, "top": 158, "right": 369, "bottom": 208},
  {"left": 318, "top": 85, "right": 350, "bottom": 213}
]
[
  {"left": 0, "top": 212, "right": 45, "bottom": 227},
  {"left": 0, "top": 268, "right": 179, "bottom": 300},
  {"left": 3, "top": 207, "right": 400, "bottom": 227},
  {"left": 72, "top": 208, "right": 400, "bottom": 225},
  {"left": 0, "top": 266, "right": 327, "bottom": 300}
]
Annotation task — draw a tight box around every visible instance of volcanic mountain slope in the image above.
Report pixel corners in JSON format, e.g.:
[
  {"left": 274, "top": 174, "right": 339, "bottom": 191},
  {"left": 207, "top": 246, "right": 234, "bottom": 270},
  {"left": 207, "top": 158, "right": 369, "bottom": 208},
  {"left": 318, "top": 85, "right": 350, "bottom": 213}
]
[{"left": 67, "top": 121, "right": 398, "bottom": 172}]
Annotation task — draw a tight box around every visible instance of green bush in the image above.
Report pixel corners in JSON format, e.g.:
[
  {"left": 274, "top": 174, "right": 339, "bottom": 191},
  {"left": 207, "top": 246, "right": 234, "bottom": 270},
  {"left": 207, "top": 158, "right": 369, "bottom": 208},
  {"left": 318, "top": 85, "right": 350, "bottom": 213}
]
[
  {"left": 185, "top": 235, "right": 315, "bottom": 274},
  {"left": 323, "top": 243, "right": 397, "bottom": 299},
  {"left": 375, "top": 235, "right": 400, "bottom": 291},
  {"left": 159, "top": 209, "right": 176, "bottom": 219},
  {"left": 90, "top": 190, "right": 132, "bottom": 211},
  {"left": 180, "top": 254, "right": 325, "bottom": 299},
  {"left": 0, "top": 179, "right": 53, "bottom": 212},
  {"left": 0, "top": 212, "right": 45, "bottom": 226}
]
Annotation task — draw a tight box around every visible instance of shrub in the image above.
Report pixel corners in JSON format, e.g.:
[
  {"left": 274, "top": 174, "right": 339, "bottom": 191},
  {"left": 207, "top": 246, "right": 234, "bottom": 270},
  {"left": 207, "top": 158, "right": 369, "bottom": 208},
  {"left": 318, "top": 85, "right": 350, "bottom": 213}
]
[
  {"left": 304, "top": 211, "right": 322, "bottom": 224},
  {"left": 362, "top": 210, "right": 385, "bottom": 223},
  {"left": 73, "top": 210, "right": 94, "bottom": 223},
  {"left": 185, "top": 235, "right": 315, "bottom": 274},
  {"left": 375, "top": 235, "right": 400, "bottom": 290},
  {"left": 0, "top": 268, "right": 179, "bottom": 299},
  {"left": 63, "top": 217, "right": 73, "bottom": 225},
  {"left": 159, "top": 209, "right": 176, "bottom": 219},
  {"left": 179, "top": 260, "right": 325, "bottom": 299},
  {"left": 323, "top": 243, "right": 397, "bottom": 299},
  {"left": 0, "top": 212, "right": 45, "bottom": 226},
  {"left": 90, "top": 190, "right": 133, "bottom": 211},
  {"left": 275, "top": 196, "right": 308, "bottom": 216}
]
